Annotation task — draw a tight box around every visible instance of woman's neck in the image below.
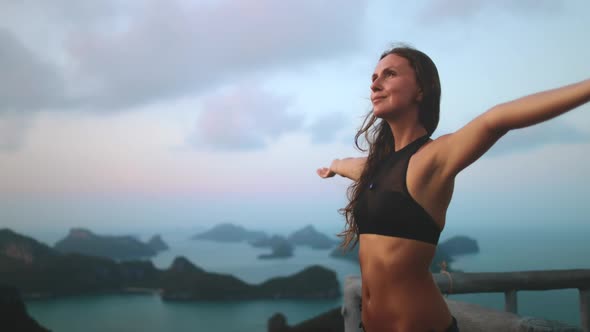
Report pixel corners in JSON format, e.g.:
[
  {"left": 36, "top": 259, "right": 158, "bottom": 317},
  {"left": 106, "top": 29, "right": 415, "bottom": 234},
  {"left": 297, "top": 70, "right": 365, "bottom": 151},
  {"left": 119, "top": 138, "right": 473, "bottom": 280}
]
[{"left": 386, "top": 117, "right": 428, "bottom": 152}]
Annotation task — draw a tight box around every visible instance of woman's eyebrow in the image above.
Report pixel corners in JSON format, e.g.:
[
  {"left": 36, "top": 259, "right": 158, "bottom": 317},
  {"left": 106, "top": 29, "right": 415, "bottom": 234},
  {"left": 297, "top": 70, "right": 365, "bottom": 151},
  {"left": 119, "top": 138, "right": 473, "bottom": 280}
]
[
  {"left": 372, "top": 66, "right": 400, "bottom": 81},
  {"left": 383, "top": 65, "right": 400, "bottom": 72}
]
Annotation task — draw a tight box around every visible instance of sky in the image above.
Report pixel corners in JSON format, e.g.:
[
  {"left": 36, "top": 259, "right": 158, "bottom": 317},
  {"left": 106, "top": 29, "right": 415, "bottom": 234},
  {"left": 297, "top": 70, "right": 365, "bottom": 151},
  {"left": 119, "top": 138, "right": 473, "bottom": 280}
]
[{"left": 1, "top": 0, "right": 590, "bottom": 238}]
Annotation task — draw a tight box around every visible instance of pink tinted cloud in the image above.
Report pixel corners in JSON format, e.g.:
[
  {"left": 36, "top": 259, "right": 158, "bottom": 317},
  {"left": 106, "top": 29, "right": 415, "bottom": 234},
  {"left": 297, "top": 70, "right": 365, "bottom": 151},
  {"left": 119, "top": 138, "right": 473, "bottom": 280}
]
[{"left": 191, "top": 85, "right": 302, "bottom": 150}]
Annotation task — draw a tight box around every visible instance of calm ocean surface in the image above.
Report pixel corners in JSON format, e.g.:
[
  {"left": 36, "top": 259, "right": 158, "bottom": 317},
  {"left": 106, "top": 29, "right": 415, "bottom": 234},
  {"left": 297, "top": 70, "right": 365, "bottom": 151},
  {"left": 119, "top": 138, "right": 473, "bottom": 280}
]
[{"left": 24, "top": 224, "right": 590, "bottom": 332}]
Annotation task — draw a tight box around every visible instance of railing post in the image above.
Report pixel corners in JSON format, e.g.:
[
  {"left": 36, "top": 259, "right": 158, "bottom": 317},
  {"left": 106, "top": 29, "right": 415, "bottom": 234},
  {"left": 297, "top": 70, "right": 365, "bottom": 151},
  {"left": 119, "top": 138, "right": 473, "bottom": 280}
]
[
  {"left": 504, "top": 290, "right": 518, "bottom": 314},
  {"left": 342, "top": 276, "right": 363, "bottom": 332},
  {"left": 580, "top": 288, "right": 590, "bottom": 332}
]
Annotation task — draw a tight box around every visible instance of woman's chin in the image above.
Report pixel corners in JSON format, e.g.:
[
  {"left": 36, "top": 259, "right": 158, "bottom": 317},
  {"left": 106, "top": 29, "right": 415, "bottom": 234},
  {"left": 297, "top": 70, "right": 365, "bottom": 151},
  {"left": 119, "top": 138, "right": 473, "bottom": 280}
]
[{"left": 373, "top": 108, "right": 391, "bottom": 119}]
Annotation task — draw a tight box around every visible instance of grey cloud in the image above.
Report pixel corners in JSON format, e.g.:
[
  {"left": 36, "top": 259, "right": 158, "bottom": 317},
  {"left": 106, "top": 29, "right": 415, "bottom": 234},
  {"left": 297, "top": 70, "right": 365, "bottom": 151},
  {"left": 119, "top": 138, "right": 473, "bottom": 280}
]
[
  {"left": 486, "top": 120, "right": 590, "bottom": 157},
  {"left": 419, "top": 0, "right": 562, "bottom": 24},
  {"left": 0, "top": 1, "right": 367, "bottom": 112},
  {"left": 0, "top": 112, "right": 33, "bottom": 152},
  {"left": 2, "top": 0, "right": 119, "bottom": 24},
  {"left": 0, "top": 29, "right": 65, "bottom": 112},
  {"left": 0, "top": 0, "right": 368, "bottom": 151},
  {"left": 0, "top": 28, "right": 66, "bottom": 153},
  {"left": 188, "top": 86, "right": 303, "bottom": 151},
  {"left": 64, "top": 0, "right": 368, "bottom": 110},
  {"left": 307, "top": 112, "right": 353, "bottom": 144}
]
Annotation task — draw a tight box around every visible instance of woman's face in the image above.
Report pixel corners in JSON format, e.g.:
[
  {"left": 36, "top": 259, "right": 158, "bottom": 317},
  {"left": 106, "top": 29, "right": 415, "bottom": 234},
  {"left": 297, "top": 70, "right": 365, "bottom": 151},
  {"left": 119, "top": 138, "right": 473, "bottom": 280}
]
[{"left": 370, "top": 54, "right": 422, "bottom": 119}]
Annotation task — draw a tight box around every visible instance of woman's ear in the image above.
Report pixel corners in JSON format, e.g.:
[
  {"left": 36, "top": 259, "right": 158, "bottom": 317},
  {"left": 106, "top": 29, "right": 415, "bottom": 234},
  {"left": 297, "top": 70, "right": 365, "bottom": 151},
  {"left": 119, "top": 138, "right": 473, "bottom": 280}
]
[{"left": 416, "top": 89, "right": 423, "bottom": 102}]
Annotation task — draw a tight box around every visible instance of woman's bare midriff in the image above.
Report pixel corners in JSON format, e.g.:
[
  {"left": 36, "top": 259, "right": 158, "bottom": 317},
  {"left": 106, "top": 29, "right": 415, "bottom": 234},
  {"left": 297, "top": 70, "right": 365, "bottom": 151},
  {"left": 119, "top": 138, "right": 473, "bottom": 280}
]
[{"left": 359, "top": 234, "right": 452, "bottom": 332}]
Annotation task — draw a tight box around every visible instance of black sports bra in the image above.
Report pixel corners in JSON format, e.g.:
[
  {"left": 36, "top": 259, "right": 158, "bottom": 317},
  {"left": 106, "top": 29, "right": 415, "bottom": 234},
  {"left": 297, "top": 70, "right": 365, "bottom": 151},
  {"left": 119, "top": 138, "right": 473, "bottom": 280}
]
[{"left": 354, "top": 135, "right": 442, "bottom": 245}]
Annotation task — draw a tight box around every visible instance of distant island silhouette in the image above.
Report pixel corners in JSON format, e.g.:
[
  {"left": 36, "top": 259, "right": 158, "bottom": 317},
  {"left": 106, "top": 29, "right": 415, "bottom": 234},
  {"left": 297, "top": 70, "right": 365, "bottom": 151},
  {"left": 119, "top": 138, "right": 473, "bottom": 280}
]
[
  {"left": 252, "top": 235, "right": 294, "bottom": 259},
  {"left": 162, "top": 258, "right": 338, "bottom": 300},
  {"left": 53, "top": 228, "right": 169, "bottom": 261},
  {"left": 194, "top": 223, "right": 339, "bottom": 260},
  {"left": 0, "top": 229, "right": 339, "bottom": 301},
  {"left": 147, "top": 234, "right": 169, "bottom": 252},
  {"left": 286, "top": 225, "right": 339, "bottom": 250},
  {"left": 191, "top": 223, "right": 267, "bottom": 242},
  {"left": 438, "top": 235, "right": 479, "bottom": 257}
]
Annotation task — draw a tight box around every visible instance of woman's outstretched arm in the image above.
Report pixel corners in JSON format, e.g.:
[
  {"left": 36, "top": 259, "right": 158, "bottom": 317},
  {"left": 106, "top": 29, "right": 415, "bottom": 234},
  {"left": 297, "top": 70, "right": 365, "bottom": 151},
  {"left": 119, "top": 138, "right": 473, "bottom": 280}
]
[
  {"left": 317, "top": 157, "right": 367, "bottom": 181},
  {"left": 435, "top": 78, "right": 590, "bottom": 179}
]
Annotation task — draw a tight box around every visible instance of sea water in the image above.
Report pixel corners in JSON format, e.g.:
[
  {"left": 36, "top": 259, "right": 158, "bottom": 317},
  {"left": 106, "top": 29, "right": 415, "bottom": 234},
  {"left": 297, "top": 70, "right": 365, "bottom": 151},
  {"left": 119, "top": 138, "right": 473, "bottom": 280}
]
[{"left": 24, "top": 224, "right": 590, "bottom": 331}]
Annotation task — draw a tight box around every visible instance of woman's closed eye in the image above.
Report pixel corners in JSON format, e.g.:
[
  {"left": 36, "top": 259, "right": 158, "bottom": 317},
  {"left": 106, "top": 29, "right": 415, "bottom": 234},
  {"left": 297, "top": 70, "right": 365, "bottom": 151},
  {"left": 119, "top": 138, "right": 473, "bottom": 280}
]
[
  {"left": 384, "top": 69, "right": 397, "bottom": 77},
  {"left": 371, "top": 69, "right": 397, "bottom": 82}
]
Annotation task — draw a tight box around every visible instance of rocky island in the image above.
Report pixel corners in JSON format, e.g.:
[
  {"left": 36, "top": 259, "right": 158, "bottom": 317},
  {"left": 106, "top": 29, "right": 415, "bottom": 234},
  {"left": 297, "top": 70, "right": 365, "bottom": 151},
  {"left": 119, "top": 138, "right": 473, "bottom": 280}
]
[
  {"left": 287, "top": 225, "right": 339, "bottom": 250},
  {"left": 437, "top": 235, "right": 479, "bottom": 256},
  {"left": 251, "top": 225, "right": 339, "bottom": 259},
  {"left": 53, "top": 228, "right": 168, "bottom": 261},
  {"left": 252, "top": 235, "right": 294, "bottom": 259},
  {"left": 147, "top": 234, "right": 169, "bottom": 252},
  {"left": 191, "top": 223, "right": 267, "bottom": 242},
  {"left": 1, "top": 229, "right": 339, "bottom": 301},
  {"left": 161, "top": 260, "right": 338, "bottom": 300}
]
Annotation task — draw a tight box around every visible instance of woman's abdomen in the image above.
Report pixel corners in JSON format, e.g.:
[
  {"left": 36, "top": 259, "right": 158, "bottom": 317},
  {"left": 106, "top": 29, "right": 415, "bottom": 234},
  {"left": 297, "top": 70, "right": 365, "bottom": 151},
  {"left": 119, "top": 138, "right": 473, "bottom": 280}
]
[{"left": 359, "top": 235, "right": 452, "bottom": 331}]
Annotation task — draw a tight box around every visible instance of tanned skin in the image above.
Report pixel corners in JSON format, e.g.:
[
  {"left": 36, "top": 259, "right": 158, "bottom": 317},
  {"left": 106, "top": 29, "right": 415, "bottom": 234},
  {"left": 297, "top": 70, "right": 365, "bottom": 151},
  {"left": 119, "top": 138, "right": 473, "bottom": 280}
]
[{"left": 318, "top": 54, "right": 590, "bottom": 331}]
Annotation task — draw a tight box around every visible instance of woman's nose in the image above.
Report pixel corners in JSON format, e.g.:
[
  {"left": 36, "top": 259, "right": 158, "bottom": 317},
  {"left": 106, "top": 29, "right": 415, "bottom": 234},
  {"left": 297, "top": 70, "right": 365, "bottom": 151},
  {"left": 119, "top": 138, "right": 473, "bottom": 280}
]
[{"left": 370, "top": 80, "right": 382, "bottom": 92}]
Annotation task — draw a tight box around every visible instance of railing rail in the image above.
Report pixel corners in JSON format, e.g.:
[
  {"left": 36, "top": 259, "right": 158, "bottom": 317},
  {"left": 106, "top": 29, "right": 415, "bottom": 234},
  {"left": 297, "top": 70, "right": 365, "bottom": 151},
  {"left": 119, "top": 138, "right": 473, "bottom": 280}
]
[
  {"left": 434, "top": 269, "right": 590, "bottom": 331},
  {"left": 433, "top": 269, "right": 590, "bottom": 293},
  {"left": 343, "top": 269, "right": 590, "bottom": 332}
]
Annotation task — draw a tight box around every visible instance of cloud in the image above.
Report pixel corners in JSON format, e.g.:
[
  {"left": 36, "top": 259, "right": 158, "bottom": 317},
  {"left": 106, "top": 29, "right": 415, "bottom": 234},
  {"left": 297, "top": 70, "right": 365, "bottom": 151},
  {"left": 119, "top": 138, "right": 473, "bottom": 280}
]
[
  {"left": 0, "top": 28, "right": 67, "bottom": 152},
  {"left": 418, "top": 0, "right": 562, "bottom": 25},
  {"left": 306, "top": 112, "right": 353, "bottom": 144},
  {"left": 0, "top": 112, "right": 34, "bottom": 152},
  {"left": 0, "top": 29, "right": 65, "bottom": 112},
  {"left": 188, "top": 85, "right": 303, "bottom": 150},
  {"left": 0, "top": 0, "right": 368, "bottom": 151},
  {"left": 1, "top": 0, "right": 120, "bottom": 25},
  {"left": 64, "top": 0, "right": 368, "bottom": 110},
  {"left": 0, "top": 0, "right": 368, "bottom": 114},
  {"left": 486, "top": 120, "right": 590, "bottom": 157}
]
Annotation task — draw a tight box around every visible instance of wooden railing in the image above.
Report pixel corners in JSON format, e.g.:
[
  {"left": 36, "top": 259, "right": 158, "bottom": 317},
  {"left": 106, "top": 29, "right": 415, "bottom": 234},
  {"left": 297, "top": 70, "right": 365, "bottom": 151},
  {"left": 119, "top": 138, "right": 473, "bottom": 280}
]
[{"left": 343, "top": 269, "right": 590, "bottom": 331}]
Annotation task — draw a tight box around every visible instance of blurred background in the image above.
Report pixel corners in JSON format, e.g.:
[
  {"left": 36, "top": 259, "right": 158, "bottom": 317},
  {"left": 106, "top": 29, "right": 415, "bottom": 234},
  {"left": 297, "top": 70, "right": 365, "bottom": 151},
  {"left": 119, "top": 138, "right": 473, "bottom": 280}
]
[{"left": 1, "top": 0, "right": 590, "bottom": 331}]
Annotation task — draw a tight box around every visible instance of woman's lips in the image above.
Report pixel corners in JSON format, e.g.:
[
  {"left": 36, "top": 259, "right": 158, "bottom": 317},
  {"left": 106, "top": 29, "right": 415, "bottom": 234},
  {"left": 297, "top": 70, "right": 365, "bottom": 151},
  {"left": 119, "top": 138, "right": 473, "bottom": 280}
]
[{"left": 371, "top": 96, "right": 386, "bottom": 104}]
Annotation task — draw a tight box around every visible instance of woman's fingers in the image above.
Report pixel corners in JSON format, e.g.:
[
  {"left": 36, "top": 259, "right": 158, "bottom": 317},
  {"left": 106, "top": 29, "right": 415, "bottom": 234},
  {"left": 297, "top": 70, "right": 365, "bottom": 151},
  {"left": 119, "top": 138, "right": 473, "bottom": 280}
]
[
  {"left": 317, "top": 167, "right": 334, "bottom": 178},
  {"left": 317, "top": 168, "right": 327, "bottom": 177}
]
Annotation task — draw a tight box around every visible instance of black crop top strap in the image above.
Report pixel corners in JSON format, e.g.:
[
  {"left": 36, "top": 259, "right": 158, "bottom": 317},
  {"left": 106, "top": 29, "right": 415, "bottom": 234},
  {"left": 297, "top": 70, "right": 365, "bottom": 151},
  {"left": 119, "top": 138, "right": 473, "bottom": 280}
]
[{"left": 354, "top": 134, "right": 442, "bottom": 245}]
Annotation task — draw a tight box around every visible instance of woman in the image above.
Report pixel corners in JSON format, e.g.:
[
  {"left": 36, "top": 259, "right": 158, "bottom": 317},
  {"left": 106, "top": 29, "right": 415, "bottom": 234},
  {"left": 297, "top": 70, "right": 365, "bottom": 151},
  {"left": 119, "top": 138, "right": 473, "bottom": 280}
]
[{"left": 317, "top": 45, "right": 590, "bottom": 332}]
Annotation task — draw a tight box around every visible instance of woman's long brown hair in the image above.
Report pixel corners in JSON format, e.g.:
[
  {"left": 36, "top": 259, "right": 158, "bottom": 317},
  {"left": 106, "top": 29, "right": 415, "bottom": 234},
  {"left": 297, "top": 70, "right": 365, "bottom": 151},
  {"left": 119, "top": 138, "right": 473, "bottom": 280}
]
[{"left": 337, "top": 45, "right": 442, "bottom": 250}]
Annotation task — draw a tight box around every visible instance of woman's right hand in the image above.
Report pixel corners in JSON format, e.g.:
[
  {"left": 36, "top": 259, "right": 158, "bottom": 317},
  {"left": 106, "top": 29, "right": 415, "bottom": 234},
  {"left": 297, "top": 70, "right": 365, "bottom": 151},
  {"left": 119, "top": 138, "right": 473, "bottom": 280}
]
[
  {"left": 317, "top": 157, "right": 365, "bottom": 181},
  {"left": 317, "top": 159, "right": 340, "bottom": 178},
  {"left": 317, "top": 166, "right": 336, "bottom": 178}
]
